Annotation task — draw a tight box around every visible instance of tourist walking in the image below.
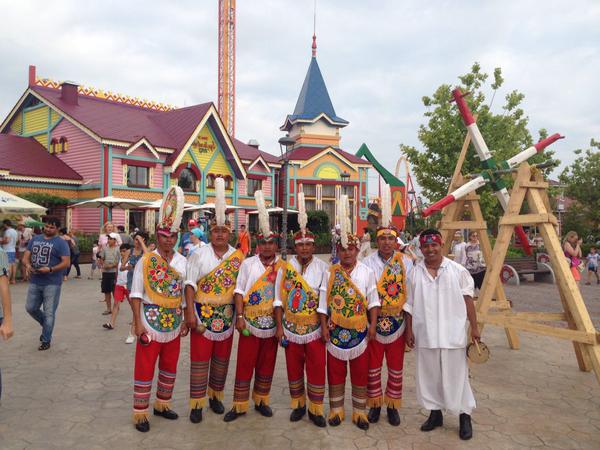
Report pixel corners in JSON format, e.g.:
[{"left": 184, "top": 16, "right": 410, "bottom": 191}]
[
  {"left": 404, "top": 228, "right": 478, "bottom": 440},
  {"left": 585, "top": 246, "right": 599, "bottom": 285},
  {"left": 237, "top": 224, "right": 251, "bottom": 256},
  {"left": 451, "top": 230, "right": 467, "bottom": 266},
  {"left": 464, "top": 231, "right": 486, "bottom": 290},
  {"left": 0, "top": 247, "right": 15, "bottom": 399},
  {"left": 358, "top": 227, "right": 371, "bottom": 259},
  {"left": 130, "top": 186, "right": 187, "bottom": 433},
  {"left": 103, "top": 243, "right": 131, "bottom": 330},
  {"left": 184, "top": 178, "right": 244, "bottom": 424},
  {"left": 22, "top": 216, "right": 70, "bottom": 351},
  {"left": 1, "top": 220, "right": 18, "bottom": 284},
  {"left": 563, "top": 231, "right": 583, "bottom": 282},
  {"left": 98, "top": 233, "right": 120, "bottom": 315}
]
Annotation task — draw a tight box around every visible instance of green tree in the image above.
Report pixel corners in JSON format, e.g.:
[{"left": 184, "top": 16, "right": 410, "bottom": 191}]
[
  {"left": 307, "top": 210, "right": 330, "bottom": 234},
  {"left": 559, "top": 140, "right": 600, "bottom": 237},
  {"left": 402, "top": 63, "right": 556, "bottom": 230}
]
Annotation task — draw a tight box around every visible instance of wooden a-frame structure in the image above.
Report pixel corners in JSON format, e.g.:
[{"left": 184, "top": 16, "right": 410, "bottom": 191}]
[{"left": 437, "top": 128, "right": 600, "bottom": 384}]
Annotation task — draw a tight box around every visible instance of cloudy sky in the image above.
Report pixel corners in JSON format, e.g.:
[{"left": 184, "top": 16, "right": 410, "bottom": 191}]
[{"left": 1, "top": 0, "right": 598, "bottom": 197}]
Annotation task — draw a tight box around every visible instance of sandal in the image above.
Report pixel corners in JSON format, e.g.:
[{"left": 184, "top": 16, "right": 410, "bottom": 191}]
[
  {"left": 102, "top": 310, "right": 112, "bottom": 315},
  {"left": 38, "top": 342, "right": 51, "bottom": 351},
  {"left": 103, "top": 323, "right": 114, "bottom": 330}
]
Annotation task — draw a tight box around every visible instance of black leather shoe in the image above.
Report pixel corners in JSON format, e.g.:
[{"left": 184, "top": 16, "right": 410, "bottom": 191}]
[
  {"left": 459, "top": 413, "right": 473, "bottom": 440},
  {"left": 209, "top": 398, "right": 225, "bottom": 414},
  {"left": 135, "top": 419, "right": 150, "bottom": 432},
  {"left": 290, "top": 406, "right": 306, "bottom": 422},
  {"left": 308, "top": 411, "right": 326, "bottom": 428},
  {"left": 387, "top": 407, "right": 401, "bottom": 426},
  {"left": 420, "top": 410, "right": 443, "bottom": 431},
  {"left": 189, "top": 408, "right": 203, "bottom": 423},
  {"left": 223, "top": 408, "right": 246, "bottom": 422},
  {"left": 153, "top": 408, "right": 179, "bottom": 420},
  {"left": 254, "top": 402, "right": 273, "bottom": 417},
  {"left": 38, "top": 342, "right": 51, "bottom": 351},
  {"left": 355, "top": 418, "right": 369, "bottom": 430},
  {"left": 368, "top": 407, "right": 381, "bottom": 423},
  {"left": 328, "top": 415, "right": 341, "bottom": 427}
]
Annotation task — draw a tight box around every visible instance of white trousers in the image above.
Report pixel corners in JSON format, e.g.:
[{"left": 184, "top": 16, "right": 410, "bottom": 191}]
[{"left": 415, "top": 347, "right": 476, "bottom": 415}]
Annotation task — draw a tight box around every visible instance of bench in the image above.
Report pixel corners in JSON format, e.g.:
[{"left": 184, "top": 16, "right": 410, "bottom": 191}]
[{"left": 501, "top": 255, "right": 555, "bottom": 285}]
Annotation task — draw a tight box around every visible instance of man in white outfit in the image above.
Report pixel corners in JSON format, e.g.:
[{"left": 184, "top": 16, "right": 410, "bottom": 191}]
[{"left": 404, "top": 228, "right": 479, "bottom": 441}]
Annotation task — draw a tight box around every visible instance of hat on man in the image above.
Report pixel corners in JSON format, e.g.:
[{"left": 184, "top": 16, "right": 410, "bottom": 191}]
[
  {"left": 255, "top": 190, "right": 278, "bottom": 243},
  {"left": 294, "top": 191, "right": 315, "bottom": 244},
  {"left": 188, "top": 219, "right": 197, "bottom": 227},
  {"left": 107, "top": 232, "right": 119, "bottom": 240},
  {"left": 337, "top": 194, "right": 360, "bottom": 249},
  {"left": 376, "top": 184, "right": 399, "bottom": 238},
  {"left": 156, "top": 186, "right": 184, "bottom": 237},
  {"left": 209, "top": 177, "right": 231, "bottom": 231}
]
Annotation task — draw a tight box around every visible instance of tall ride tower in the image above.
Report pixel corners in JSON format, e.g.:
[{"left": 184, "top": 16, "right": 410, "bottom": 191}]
[{"left": 218, "top": 0, "right": 236, "bottom": 137}]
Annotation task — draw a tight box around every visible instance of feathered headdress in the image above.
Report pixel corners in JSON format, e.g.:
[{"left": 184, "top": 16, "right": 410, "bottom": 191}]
[
  {"left": 255, "top": 190, "right": 278, "bottom": 242},
  {"left": 294, "top": 191, "right": 315, "bottom": 244},
  {"left": 157, "top": 185, "right": 184, "bottom": 236},
  {"left": 376, "top": 183, "right": 398, "bottom": 237},
  {"left": 210, "top": 177, "right": 231, "bottom": 230},
  {"left": 337, "top": 194, "right": 359, "bottom": 249}
]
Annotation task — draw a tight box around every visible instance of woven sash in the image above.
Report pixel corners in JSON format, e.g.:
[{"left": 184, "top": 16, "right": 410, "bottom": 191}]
[{"left": 280, "top": 262, "right": 320, "bottom": 337}]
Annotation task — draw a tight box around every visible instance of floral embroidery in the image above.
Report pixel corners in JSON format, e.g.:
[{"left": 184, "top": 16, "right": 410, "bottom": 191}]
[
  {"left": 248, "top": 292, "right": 262, "bottom": 305},
  {"left": 195, "top": 303, "right": 235, "bottom": 334},
  {"left": 280, "top": 264, "right": 320, "bottom": 336},
  {"left": 338, "top": 329, "right": 351, "bottom": 343},
  {"left": 201, "top": 305, "right": 214, "bottom": 318},
  {"left": 145, "top": 255, "right": 183, "bottom": 299},
  {"left": 211, "top": 318, "right": 225, "bottom": 332},
  {"left": 143, "top": 304, "right": 182, "bottom": 333},
  {"left": 256, "top": 315, "right": 275, "bottom": 329},
  {"left": 376, "top": 314, "right": 403, "bottom": 337},
  {"left": 195, "top": 251, "right": 243, "bottom": 297},
  {"left": 377, "top": 252, "right": 406, "bottom": 310}
]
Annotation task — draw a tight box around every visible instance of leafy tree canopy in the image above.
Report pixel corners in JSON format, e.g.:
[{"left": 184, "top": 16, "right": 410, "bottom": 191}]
[{"left": 402, "top": 63, "right": 556, "bottom": 229}]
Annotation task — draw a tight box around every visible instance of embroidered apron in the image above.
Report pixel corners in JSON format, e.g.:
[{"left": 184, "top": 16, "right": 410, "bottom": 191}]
[
  {"left": 375, "top": 252, "right": 407, "bottom": 344},
  {"left": 242, "top": 261, "right": 282, "bottom": 338},
  {"left": 280, "top": 262, "right": 321, "bottom": 344},
  {"left": 195, "top": 249, "right": 244, "bottom": 341},
  {"left": 326, "top": 264, "right": 368, "bottom": 361},
  {"left": 141, "top": 253, "right": 184, "bottom": 343}
]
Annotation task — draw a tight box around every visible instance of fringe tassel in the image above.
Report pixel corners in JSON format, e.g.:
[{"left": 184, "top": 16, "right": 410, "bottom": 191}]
[
  {"left": 326, "top": 338, "right": 368, "bottom": 362},
  {"left": 284, "top": 328, "right": 321, "bottom": 345},
  {"left": 308, "top": 401, "right": 324, "bottom": 416},
  {"left": 189, "top": 398, "right": 206, "bottom": 409},
  {"left": 367, "top": 396, "right": 383, "bottom": 408},
  {"left": 328, "top": 407, "right": 345, "bottom": 422},
  {"left": 375, "top": 322, "right": 405, "bottom": 345},
  {"left": 232, "top": 400, "right": 249, "bottom": 413},
  {"left": 132, "top": 411, "right": 149, "bottom": 424},
  {"left": 153, "top": 400, "right": 171, "bottom": 412},
  {"left": 208, "top": 386, "right": 224, "bottom": 401},
  {"left": 252, "top": 391, "right": 270, "bottom": 406},
  {"left": 203, "top": 325, "right": 234, "bottom": 342},
  {"left": 246, "top": 322, "right": 277, "bottom": 339},
  {"left": 352, "top": 410, "right": 368, "bottom": 424},
  {"left": 290, "top": 396, "right": 306, "bottom": 409},
  {"left": 384, "top": 395, "right": 402, "bottom": 409}
]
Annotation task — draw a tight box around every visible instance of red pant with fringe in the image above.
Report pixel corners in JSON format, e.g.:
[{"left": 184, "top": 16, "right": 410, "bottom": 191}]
[
  {"left": 189, "top": 331, "right": 234, "bottom": 409},
  {"left": 231, "top": 334, "right": 278, "bottom": 412},
  {"left": 133, "top": 336, "right": 181, "bottom": 423},
  {"left": 367, "top": 332, "right": 406, "bottom": 409},
  {"left": 327, "top": 350, "right": 368, "bottom": 423},
  {"left": 284, "top": 339, "right": 326, "bottom": 415}
]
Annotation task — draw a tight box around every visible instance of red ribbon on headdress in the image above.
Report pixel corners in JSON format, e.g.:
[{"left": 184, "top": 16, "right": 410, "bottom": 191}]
[{"left": 419, "top": 233, "right": 442, "bottom": 246}]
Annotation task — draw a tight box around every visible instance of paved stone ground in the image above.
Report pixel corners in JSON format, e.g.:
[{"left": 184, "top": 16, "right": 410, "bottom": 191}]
[{"left": 1, "top": 265, "right": 599, "bottom": 449}]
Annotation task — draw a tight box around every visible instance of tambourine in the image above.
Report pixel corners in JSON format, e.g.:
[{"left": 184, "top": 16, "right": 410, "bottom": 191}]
[{"left": 466, "top": 341, "right": 489, "bottom": 364}]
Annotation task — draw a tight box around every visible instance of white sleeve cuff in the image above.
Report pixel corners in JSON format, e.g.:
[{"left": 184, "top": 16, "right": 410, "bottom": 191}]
[
  {"left": 234, "top": 288, "right": 245, "bottom": 296},
  {"left": 129, "top": 292, "right": 143, "bottom": 300},
  {"left": 183, "top": 280, "right": 197, "bottom": 291},
  {"left": 403, "top": 303, "right": 412, "bottom": 314},
  {"left": 273, "top": 300, "right": 283, "bottom": 307}
]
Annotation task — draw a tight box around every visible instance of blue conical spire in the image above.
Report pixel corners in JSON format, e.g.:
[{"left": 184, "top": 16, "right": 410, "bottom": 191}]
[{"left": 281, "top": 37, "right": 348, "bottom": 131}]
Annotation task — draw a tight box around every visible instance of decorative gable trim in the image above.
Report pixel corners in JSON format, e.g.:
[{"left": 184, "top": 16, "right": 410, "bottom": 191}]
[
  {"left": 126, "top": 137, "right": 160, "bottom": 159},
  {"left": 247, "top": 156, "right": 271, "bottom": 173},
  {"left": 295, "top": 147, "right": 355, "bottom": 170}
]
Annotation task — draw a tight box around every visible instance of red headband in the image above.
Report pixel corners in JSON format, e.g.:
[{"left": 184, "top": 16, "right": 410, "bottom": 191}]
[{"left": 419, "top": 233, "right": 442, "bottom": 246}]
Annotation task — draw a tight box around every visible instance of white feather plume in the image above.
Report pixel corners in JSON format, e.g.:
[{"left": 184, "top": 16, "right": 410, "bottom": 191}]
[
  {"left": 215, "top": 177, "right": 226, "bottom": 227},
  {"left": 298, "top": 191, "right": 307, "bottom": 234},
  {"left": 340, "top": 194, "right": 349, "bottom": 249},
  {"left": 254, "top": 190, "right": 271, "bottom": 236},
  {"left": 381, "top": 183, "right": 392, "bottom": 227}
]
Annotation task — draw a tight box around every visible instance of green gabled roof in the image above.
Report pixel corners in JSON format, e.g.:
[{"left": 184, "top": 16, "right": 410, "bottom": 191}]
[{"left": 356, "top": 143, "right": 404, "bottom": 187}]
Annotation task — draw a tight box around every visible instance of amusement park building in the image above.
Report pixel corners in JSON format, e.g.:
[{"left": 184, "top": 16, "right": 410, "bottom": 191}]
[{"left": 0, "top": 49, "right": 384, "bottom": 234}]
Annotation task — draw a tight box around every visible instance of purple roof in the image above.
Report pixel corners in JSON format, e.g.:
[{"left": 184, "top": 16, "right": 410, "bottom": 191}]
[
  {"left": 32, "top": 86, "right": 212, "bottom": 151},
  {"left": 0, "top": 134, "right": 82, "bottom": 181},
  {"left": 232, "top": 138, "right": 280, "bottom": 164},
  {"left": 285, "top": 146, "right": 367, "bottom": 165}
]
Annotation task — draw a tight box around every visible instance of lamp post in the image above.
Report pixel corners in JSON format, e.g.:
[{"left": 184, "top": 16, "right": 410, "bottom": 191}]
[
  {"left": 278, "top": 135, "right": 295, "bottom": 260},
  {"left": 339, "top": 170, "right": 351, "bottom": 230}
]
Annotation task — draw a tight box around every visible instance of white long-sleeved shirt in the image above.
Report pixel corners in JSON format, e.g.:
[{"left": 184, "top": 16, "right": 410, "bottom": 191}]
[
  {"left": 130, "top": 250, "right": 187, "bottom": 305},
  {"left": 184, "top": 244, "right": 236, "bottom": 292},
  {"left": 403, "top": 257, "right": 474, "bottom": 349},
  {"left": 274, "top": 256, "right": 329, "bottom": 307},
  {"left": 234, "top": 255, "right": 279, "bottom": 297},
  {"left": 361, "top": 251, "right": 413, "bottom": 282},
  {"left": 317, "top": 261, "right": 381, "bottom": 314}
]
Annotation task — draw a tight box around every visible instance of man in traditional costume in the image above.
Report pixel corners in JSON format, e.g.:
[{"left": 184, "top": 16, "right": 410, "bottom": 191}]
[
  {"left": 404, "top": 228, "right": 478, "bottom": 440},
  {"left": 184, "top": 178, "right": 244, "bottom": 424},
  {"left": 223, "top": 190, "right": 282, "bottom": 422},
  {"left": 362, "top": 185, "right": 413, "bottom": 426},
  {"left": 318, "top": 195, "right": 380, "bottom": 430},
  {"left": 274, "top": 192, "right": 329, "bottom": 427},
  {"left": 130, "top": 186, "right": 188, "bottom": 432}
]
